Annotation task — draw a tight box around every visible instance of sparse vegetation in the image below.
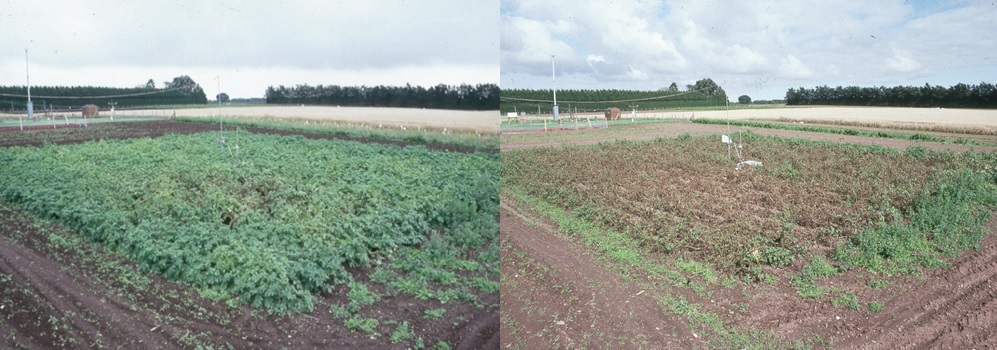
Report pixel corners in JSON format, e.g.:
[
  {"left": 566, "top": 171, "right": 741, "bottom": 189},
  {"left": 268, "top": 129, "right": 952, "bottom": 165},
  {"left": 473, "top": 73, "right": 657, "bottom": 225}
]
[{"left": 502, "top": 129, "right": 996, "bottom": 348}]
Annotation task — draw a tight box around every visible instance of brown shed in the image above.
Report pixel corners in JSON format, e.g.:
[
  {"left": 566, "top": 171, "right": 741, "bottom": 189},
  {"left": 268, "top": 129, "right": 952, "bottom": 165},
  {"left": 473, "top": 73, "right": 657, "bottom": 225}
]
[
  {"left": 604, "top": 107, "right": 621, "bottom": 121},
  {"left": 81, "top": 104, "right": 99, "bottom": 119}
]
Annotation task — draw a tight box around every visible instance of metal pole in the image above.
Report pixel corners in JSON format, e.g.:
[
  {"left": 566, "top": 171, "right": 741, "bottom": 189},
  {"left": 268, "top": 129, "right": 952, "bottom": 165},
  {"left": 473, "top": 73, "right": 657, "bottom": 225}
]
[
  {"left": 25, "top": 49, "right": 33, "bottom": 121},
  {"left": 25, "top": 49, "right": 30, "bottom": 102},
  {"left": 551, "top": 55, "right": 557, "bottom": 105},
  {"left": 217, "top": 76, "right": 223, "bottom": 132},
  {"left": 551, "top": 55, "right": 559, "bottom": 121}
]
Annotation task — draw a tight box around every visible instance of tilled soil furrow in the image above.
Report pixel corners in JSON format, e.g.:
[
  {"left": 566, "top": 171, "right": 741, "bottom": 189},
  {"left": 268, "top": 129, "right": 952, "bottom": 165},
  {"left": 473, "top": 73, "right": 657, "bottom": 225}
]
[
  {"left": 839, "top": 224, "right": 997, "bottom": 349},
  {"left": 0, "top": 234, "right": 173, "bottom": 349},
  {"left": 499, "top": 197, "right": 696, "bottom": 349}
]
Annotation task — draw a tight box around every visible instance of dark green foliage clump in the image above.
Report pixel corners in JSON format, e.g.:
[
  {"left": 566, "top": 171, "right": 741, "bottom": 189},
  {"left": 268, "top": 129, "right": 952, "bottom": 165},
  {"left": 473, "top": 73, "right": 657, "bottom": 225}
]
[{"left": 0, "top": 131, "right": 498, "bottom": 313}]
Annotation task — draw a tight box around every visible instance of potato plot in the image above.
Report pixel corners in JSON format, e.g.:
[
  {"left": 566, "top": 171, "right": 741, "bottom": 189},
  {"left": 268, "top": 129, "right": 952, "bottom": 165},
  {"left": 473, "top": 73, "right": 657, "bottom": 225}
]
[
  {"left": 502, "top": 134, "right": 996, "bottom": 273},
  {"left": 0, "top": 131, "right": 499, "bottom": 313}
]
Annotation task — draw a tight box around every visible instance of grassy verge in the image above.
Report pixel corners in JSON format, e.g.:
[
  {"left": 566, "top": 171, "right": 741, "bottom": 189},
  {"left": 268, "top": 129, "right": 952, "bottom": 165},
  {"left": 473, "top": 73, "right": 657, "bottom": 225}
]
[{"left": 692, "top": 118, "right": 996, "bottom": 146}]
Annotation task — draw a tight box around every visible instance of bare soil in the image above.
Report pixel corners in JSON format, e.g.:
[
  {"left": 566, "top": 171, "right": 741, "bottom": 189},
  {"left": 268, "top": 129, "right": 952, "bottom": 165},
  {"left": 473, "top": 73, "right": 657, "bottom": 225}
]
[
  {"left": 0, "top": 122, "right": 499, "bottom": 349},
  {"left": 499, "top": 196, "right": 697, "bottom": 349}
]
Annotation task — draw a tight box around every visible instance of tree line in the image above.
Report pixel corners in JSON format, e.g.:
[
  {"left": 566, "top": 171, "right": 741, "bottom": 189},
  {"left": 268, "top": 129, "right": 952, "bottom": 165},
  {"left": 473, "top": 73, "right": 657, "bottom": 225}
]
[
  {"left": 785, "top": 82, "right": 997, "bottom": 108},
  {"left": 500, "top": 78, "right": 727, "bottom": 114},
  {"left": 264, "top": 83, "right": 499, "bottom": 110},
  {"left": 0, "top": 75, "right": 208, "bottom": 111}
]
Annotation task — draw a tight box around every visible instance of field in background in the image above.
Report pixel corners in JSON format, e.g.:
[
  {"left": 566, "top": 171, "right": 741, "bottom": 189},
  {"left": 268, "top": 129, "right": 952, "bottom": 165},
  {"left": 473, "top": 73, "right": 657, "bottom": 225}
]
[
  {"left": 661, "top": 106, "right": 997, "bottom": 131},
  {"left": 503, "top": 106, "right": 997, "bottom": 133},
  {"left": 166, "top": 105, "right": 498, "bottom": 133},
  {"left": 1, "top": 105, "right": 499, "bottom": 133}
]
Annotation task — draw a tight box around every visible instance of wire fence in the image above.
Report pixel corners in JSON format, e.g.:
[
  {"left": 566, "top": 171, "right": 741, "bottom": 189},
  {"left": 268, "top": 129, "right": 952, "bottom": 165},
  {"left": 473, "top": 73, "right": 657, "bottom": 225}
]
[
  {"left": 500, "top": 110, "right": 701, "bottom": 133},
  {"left": 501, "top": 115, "right": 609, "bottom": 133},
  {"left": 0, "top": 109, "right": 175, "bottom": 130}
]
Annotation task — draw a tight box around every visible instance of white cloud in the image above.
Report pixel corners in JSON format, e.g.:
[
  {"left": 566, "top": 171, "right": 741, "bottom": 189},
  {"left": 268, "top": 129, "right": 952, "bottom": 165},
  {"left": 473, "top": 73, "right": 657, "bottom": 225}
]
[
  {"left": 885, "top": 48, "right": 922, "bottom": 73},
  {"left": 780, "top": 55, "right": 813, "bottom": 78},
  {"left": 1, "top": 0, "right": 499, "bottom": 97},
  {"left": 501, "top": 15, "right": 582, "bottom": 75},
  {"left": 501, "top": 0, "right": 994, "bottom": 99}
]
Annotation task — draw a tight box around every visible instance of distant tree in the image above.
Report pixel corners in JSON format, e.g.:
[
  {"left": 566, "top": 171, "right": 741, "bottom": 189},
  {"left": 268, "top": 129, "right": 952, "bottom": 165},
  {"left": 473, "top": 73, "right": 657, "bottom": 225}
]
[
  {"left": 264, "top": 83, "right": 498, "bottom": 110},
  {"left": 738, "top": 95, "right": 752, "bottom": 104},
  {"left": 686, "top": 84, "right": 695, "bottom": 91},
  {"left": 146, "top": 79, "right": 156, "bottom": 89},
  {"left": 170, "top": 75, "right": 199, "bottom": 93},
  {"left": 668, "top": 82, "right": 679, "bottom": 92},
  {"left": 216, "top": 92, "right": 230, "bottom": 103},
  {"left": 167, "top": 75, "right": 207, "bottom": 103},
  {"left": 693, "top": 78, "right": 723, "bottom": 96}
]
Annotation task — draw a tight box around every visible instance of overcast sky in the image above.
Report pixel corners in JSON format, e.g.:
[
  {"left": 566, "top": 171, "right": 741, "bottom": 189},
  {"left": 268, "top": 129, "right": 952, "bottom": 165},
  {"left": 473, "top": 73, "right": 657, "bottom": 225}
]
[
  {"left": 1, "top": 0, "right": 498, "bottom": 98},
  {"left": 501, "top": 0, "right": 996, "bottom": 100}
]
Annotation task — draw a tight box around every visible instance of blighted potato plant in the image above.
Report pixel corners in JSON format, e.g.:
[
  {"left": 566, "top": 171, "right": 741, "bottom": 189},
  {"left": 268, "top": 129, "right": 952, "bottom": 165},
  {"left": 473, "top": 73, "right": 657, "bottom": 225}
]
[
  {"left": 0, "top": 130, "right": 499, "bottom": 314},
  {"left": 502, "top": 133, "right": 997, "bottom": 274}
]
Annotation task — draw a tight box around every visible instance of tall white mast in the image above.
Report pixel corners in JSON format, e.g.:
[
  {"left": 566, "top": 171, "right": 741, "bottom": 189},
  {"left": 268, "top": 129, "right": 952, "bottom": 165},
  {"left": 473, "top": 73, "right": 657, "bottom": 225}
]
[{"left": 25, "top": 49, "right": 33, "bottom": 120}]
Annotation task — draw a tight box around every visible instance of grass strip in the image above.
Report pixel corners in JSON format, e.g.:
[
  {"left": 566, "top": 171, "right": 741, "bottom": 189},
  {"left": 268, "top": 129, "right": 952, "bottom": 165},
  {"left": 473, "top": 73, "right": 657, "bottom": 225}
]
[{"left": 693, "top": 118, "right": 992, "bottom": 146}]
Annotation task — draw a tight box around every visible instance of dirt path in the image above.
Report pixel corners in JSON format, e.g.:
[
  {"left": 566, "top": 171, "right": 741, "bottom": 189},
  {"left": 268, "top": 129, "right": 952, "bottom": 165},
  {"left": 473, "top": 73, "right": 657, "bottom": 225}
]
[
  {"left": 499, "top": 196, "right": 696, "bottom": 349},
  {"left": 501, "top": 121, "right": 997, "bottom": 152},
  {"left": 0, "top": 234, "right": 174, "bottom": 349}
]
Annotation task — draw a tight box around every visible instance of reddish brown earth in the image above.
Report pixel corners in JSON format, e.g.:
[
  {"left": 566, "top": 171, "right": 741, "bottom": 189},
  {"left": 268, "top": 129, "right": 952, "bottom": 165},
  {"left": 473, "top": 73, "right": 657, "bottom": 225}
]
[
  {"left": 0, "top": 122, "right": 498, "bottom": 349},
  {"left": 0, "top": 124, "right": 86, "bottom": 132},
  {"left": 501, "top": 121, "right": 997, "bottom": 153},
  {"left": 499, "top": 197, "right": 697, "bottom": 349}
]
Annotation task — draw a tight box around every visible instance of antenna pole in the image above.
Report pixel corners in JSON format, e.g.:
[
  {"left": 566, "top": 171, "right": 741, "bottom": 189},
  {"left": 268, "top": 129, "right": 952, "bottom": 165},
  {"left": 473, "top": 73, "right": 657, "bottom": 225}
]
[
  {"left": 216, "top": 76, "right": 223, "bottom": 132},
  {"left": 217, "top": 75, "right": 221, "bottom": 108},
  {"left": 25, "top": 49, "right": 33, "bottom": 121},
  {"left": 25, "top": 49, "right": 30, "bottom": 102},
  {"left": 551, "top": 55, "right": 557, "bottom": 105},
  {"left": 551, "top": 55, "right": 560, "bottom": 121}
]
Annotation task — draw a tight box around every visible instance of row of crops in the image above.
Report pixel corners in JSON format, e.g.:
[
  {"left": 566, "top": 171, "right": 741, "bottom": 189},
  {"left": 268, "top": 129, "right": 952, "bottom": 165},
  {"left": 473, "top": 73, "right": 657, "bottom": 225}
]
[
  {"left": 500, "top": 88, "right": 726, "bottom": 115},
  {"left": 0, "top": 131, "right": 499, "bottom": 313}
]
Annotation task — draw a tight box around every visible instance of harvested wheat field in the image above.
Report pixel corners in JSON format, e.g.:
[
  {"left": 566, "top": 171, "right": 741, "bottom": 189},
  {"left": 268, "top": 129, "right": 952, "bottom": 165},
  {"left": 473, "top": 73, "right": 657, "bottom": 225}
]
[
  {"left": 679, "top": 106, "right": 997, "bottom": 134},
  {"left": 144, "top": 106, "right": 498, "bottom": 133}
]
